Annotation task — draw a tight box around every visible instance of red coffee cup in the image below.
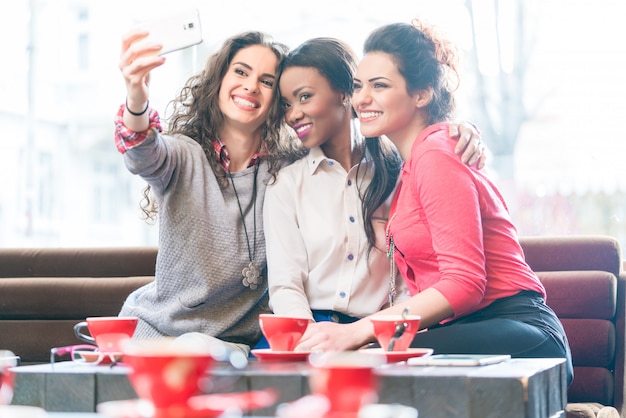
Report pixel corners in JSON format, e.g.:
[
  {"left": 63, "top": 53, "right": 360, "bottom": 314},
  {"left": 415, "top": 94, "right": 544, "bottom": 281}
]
[
  {"left": 121, "top": 338, "right": 215, "bottom": 417},
  {"left": 308, "top": 351, "right": 383, "bottom": 415},
  {"left": 258, "top": 314, "right": 309, "bottom": 351},
  {"left": 370, "top": 314, "right": 421, "bottom": 352},
  {"left": 74, "top": 316, "right": 138, "bottom": 352},
  {"left": 0, "top": 350, "right": 20, "bottom": 406}
]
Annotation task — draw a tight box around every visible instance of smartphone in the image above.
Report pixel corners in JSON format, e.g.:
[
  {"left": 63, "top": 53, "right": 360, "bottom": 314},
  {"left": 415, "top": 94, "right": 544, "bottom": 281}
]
[
  {"left": 134, "top": 9, "right": 203, "bottom": 56},
  {"left": 407, "top": 354, "right": 511, "bottom": 367}
]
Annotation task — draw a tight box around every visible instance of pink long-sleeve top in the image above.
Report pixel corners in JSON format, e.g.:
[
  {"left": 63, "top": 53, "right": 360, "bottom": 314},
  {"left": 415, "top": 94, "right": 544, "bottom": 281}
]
[{"left": 389, "top": 122, "right": 545, "bottom": 321}]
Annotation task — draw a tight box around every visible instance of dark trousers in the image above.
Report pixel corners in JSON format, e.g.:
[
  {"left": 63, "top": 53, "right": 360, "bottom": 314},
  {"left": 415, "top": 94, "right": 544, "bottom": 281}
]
[{"left": 410, "top": 290, "right": 574, "bottom": 385}]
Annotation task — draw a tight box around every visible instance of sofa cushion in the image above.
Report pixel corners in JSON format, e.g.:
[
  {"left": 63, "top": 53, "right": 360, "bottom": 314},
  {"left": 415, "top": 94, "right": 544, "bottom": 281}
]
[
  {"left": 521, "top": 236, "right": 621, "bottom": 277},
  {"left": 0, "top": 247, "right": 157, "bottom": 278},
  {"left": 561, "top": 318, "right": 615, "bottom": 367},
  {"left": 538, "top": 271, "right": 617, "bottom": 319},
  {"left": 0, "top": 320, "right": 91, "bottom": 364},
  {"left": 568, "top": 367, "right": 615, "bottom": 405},
  {"left": 537, "top": 270, "right": 617, "bottom": 369},
  {"left": 0, "top": 276, "right": 153, "bottom": 319}
]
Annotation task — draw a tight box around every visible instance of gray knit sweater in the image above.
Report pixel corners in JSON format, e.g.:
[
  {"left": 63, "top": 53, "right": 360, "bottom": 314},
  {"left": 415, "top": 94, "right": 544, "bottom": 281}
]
[{"left": 119, "top": 130, "right": 271, "bottom": 347}]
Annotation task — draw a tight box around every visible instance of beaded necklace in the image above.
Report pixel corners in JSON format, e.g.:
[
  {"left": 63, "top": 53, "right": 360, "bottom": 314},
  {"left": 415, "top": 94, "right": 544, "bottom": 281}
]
[{"left": 385, "top": 180, "right": 403, "bottom": 306}]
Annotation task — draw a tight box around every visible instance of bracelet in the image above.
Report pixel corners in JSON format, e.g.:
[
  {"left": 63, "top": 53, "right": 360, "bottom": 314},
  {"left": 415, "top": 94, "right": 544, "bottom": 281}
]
[{"left": 125, "top": 99, "right": 149, "bottom": 117}]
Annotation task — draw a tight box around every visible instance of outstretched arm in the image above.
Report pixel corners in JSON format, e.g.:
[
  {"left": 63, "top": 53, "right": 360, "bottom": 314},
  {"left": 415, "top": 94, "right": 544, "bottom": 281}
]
[{"left": 119, "top": 29, "right": 165, "bottom": 132}]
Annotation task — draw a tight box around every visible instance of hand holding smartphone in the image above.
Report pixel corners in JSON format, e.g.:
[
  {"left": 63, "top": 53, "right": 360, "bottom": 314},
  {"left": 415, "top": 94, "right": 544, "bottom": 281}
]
[{"left": 133, "top": 9, "right": 203, "bottom": 56}]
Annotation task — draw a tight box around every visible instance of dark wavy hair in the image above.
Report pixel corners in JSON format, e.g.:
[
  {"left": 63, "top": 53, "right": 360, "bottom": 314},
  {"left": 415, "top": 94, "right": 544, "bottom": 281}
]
[
  {"left": 140, "top": 31, "right": 304, "bottom": 220},
  {"left": 363, "top": 20, "right": 459, "bottom": 124},
  {"left": 280, "top": 37, "right": 357, "bottom": 99},
  {"left": 360, "top": 19, "right": 459, "bottom": 246}
]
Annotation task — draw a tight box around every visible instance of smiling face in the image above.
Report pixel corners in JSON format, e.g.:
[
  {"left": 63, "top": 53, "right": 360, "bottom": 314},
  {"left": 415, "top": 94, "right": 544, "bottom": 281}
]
[
  {"left": 218, "top": 44, "right": 280, "bottom": 133},
  {"left": 279, "top": 66, "right": 347, "bottom": 149},
  {"left": 352, "top": 51, "right": 424, "bottom": 144}
]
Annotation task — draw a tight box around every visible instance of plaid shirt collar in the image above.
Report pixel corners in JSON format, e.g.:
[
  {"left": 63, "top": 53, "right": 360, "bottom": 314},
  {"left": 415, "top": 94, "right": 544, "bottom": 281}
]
[{"left": 213, "top": 137, "right": 265, "bottom": 171}]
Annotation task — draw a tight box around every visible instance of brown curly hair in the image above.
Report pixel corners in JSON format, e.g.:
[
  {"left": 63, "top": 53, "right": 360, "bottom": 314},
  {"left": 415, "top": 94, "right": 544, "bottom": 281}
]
[{"left": 140, "top": 31, "right": 305, "bottom": 220}]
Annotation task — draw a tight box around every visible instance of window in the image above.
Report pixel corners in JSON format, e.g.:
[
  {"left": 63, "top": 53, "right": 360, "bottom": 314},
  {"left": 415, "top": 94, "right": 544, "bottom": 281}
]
[{"left": 2, "top": 0, "right": 624, "bottom": 253}]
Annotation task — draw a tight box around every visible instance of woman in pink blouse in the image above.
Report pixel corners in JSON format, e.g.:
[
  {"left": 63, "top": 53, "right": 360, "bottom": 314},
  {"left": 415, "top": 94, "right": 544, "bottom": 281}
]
[{"left": 298, "top": 19, "right": 573, "bottom": 386}]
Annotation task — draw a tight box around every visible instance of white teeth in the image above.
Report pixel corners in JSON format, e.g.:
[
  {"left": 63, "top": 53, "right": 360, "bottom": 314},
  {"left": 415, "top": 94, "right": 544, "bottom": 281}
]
[
  {"left": 296, "top": 125, "right": 310, "bottom": 133},
  {"left": 360, "top": 111, "right": 381, "bottom": 119},
  {"left": 234, "top": 97, "right": 257, "bottom": 108}
]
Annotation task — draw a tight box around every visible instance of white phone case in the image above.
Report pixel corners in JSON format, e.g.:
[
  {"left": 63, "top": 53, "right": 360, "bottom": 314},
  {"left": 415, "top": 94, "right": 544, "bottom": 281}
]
[
  {"left": 407, "top": 354, "right": 511, "bottom": 367},
  {"left": 135, "top": 9, "right": 203, "bottom": 55}
]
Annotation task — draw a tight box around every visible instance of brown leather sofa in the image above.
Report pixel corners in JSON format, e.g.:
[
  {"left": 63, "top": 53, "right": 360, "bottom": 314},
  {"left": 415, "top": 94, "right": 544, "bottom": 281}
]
[
  {"left": 521, "top": 236, "right": 625, "bottom": 417},
  {"left": 0, "top": 236, "right": 624, "bottom": 416},
  {"left": 0, "top": 247, "right": 156, "bottom": 364}
]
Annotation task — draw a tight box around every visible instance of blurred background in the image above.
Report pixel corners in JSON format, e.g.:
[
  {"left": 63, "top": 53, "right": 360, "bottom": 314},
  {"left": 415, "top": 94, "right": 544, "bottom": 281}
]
[{"left": 1, "top": 0, "right": 625, "bottom": 253}]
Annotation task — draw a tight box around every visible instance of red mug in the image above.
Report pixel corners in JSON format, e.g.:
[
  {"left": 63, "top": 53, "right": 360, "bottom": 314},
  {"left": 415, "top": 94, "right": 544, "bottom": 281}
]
[
  {"left": 121, "top": 338, "right": 214, "bottom": 416},
  {"left": 370, "top": 314, "right": 421, "bottom": 352},
  {"left": 0, "top": 350, "right": 20, "bottom": 406},
  {"left": 74, "top": 316, "right": 138, "bottom": 352},
  {"left": 258, "top": 314, "right": 309, "bottom": 351},
  {"left": 308, "top": 351, "right": 383, "bottom": 415}
]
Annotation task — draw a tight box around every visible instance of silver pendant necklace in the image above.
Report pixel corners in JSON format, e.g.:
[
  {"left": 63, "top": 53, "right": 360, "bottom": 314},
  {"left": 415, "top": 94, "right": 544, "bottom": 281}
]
[
  {"left": 228, "top": 163, "right": 261, "bottom": 290},
  {"left": 386, "top": 213, "right": 398, "bottom": 306}
]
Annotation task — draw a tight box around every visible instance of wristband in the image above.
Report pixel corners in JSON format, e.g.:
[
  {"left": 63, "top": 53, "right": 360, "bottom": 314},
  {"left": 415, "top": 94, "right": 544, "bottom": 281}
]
[{"left": 126, "top": 99, "right": 149, "bottom": 117}]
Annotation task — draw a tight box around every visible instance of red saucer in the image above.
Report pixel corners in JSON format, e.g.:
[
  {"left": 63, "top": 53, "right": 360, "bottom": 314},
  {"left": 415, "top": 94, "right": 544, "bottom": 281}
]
[
  {"left": 97, "top": 389, "right": 278, "bottom": 418},
  {"left": 251, "top": 348, "right": 312, "bottom": 362},
  {"left": 188, "top": 388, "right": 279, "bottom": 412},
  {"left": 360, "top": 347, "right": 433, "bottom": 363}
]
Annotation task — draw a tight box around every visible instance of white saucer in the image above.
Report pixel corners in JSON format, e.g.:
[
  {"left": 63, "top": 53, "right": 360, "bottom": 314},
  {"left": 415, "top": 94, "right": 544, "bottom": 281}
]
[
  {"left": 76, "top": 350, "right": 123, "bottom": 364},
  {"left": 0, "top": 405, "right": 48, "bottom": 417}
]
